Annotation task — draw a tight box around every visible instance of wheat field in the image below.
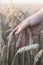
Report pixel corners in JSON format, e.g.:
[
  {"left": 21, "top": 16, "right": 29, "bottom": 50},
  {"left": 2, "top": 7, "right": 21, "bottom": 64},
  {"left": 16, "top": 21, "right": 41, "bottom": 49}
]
[{"left": 0, "top": 4, "right": 43, "bottom": 65}]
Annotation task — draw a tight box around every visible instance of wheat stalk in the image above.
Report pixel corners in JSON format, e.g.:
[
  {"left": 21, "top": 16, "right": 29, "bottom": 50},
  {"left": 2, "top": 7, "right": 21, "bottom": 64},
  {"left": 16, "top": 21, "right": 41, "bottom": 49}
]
[
  {"left": 7, "top": 30, "right": 14, "bottom": 65},
  {"left": 1, "top": 45, "right": 7, "bottom": 65},
  {"left": 34, "top": 49, "right": 43, "bottom": 65},
  {"left": 28, "top": 29, "right": 34, "bottom": 55},
  {"left": 12, "top": 43, "right": 39, "bottom": 65}
]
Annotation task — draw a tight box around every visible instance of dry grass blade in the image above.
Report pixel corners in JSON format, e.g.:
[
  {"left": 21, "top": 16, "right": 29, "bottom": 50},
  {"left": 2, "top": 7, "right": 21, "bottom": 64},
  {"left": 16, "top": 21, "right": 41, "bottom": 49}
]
[
  {"left": 4, "top": 15, "right": 10, "bottom": 26},
  {"left": 16, "top": 44, "right": 39, "bottom": 54},
  {"left": 34, "top": 49, "right": 43, "bottom": 65},
  {"left": 29, "top": 29, "right": 33, "bottom": 55},
  {"left": 7, "top": 29, "right": 15, "bottom": 65},
  {"left": 5, "top": 29, "right": 13, "bottom": 34},
  {"left": 7, "top": 29, "right": 14, "bottom": 44},
  {"left": 1, "top": 45, "right": 6, "bottom": 65},
  {"left": 12, "top": 43, "right": 39, "bottom": 65}
]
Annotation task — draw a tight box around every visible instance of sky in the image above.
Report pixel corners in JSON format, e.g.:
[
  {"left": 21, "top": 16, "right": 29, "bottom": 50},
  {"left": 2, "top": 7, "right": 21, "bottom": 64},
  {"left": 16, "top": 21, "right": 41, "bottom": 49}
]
[{"left": 0, "top": 0, "right": 43, "bottom": 4}]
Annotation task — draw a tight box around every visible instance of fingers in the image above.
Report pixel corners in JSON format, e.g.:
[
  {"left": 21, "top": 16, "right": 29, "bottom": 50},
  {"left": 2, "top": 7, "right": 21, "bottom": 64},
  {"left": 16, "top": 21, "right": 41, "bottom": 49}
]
[
  {"left": 14, "top": 24, "right": 25, "bottom": 35},
  {"left": 15, "top": 27, "right": 22, "bottom": 35},
  {"left": 14, "top": 23, "right": 24, "bottom": 35},
  {"left": 13, "top": 27, "right": 18, "bottom": 32},
  {"left": 13, "top": 26, "right": 18, "bottom": 35},
  {"left": 13, "top": 23, "right": 22, "bottom": 35}
]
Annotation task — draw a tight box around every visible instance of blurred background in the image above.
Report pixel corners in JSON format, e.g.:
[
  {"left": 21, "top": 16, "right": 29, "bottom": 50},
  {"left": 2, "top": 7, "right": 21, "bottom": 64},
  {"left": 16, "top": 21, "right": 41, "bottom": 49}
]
[{"left": 0, "top": 0, "right": 43, "bottom": 65}]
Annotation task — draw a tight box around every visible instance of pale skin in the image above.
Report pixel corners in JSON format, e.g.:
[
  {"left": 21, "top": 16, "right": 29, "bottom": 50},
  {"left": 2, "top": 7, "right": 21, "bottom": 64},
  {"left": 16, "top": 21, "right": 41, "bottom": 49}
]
[
  {"left": 13, "top": 8, "right": 43, "bottom": 48},
  {"left": 14, "top": 8, "right": 43, "bottom": 35}
]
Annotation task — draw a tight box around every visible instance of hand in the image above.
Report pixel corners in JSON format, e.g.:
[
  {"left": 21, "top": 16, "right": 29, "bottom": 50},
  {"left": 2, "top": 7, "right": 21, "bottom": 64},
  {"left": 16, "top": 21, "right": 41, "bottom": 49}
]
[
  {"left": 14, "top": 8, "right": 43, "bottom": 48},
  {"left": 14, "top": 8, "right": 43, "bottom": 35}
]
